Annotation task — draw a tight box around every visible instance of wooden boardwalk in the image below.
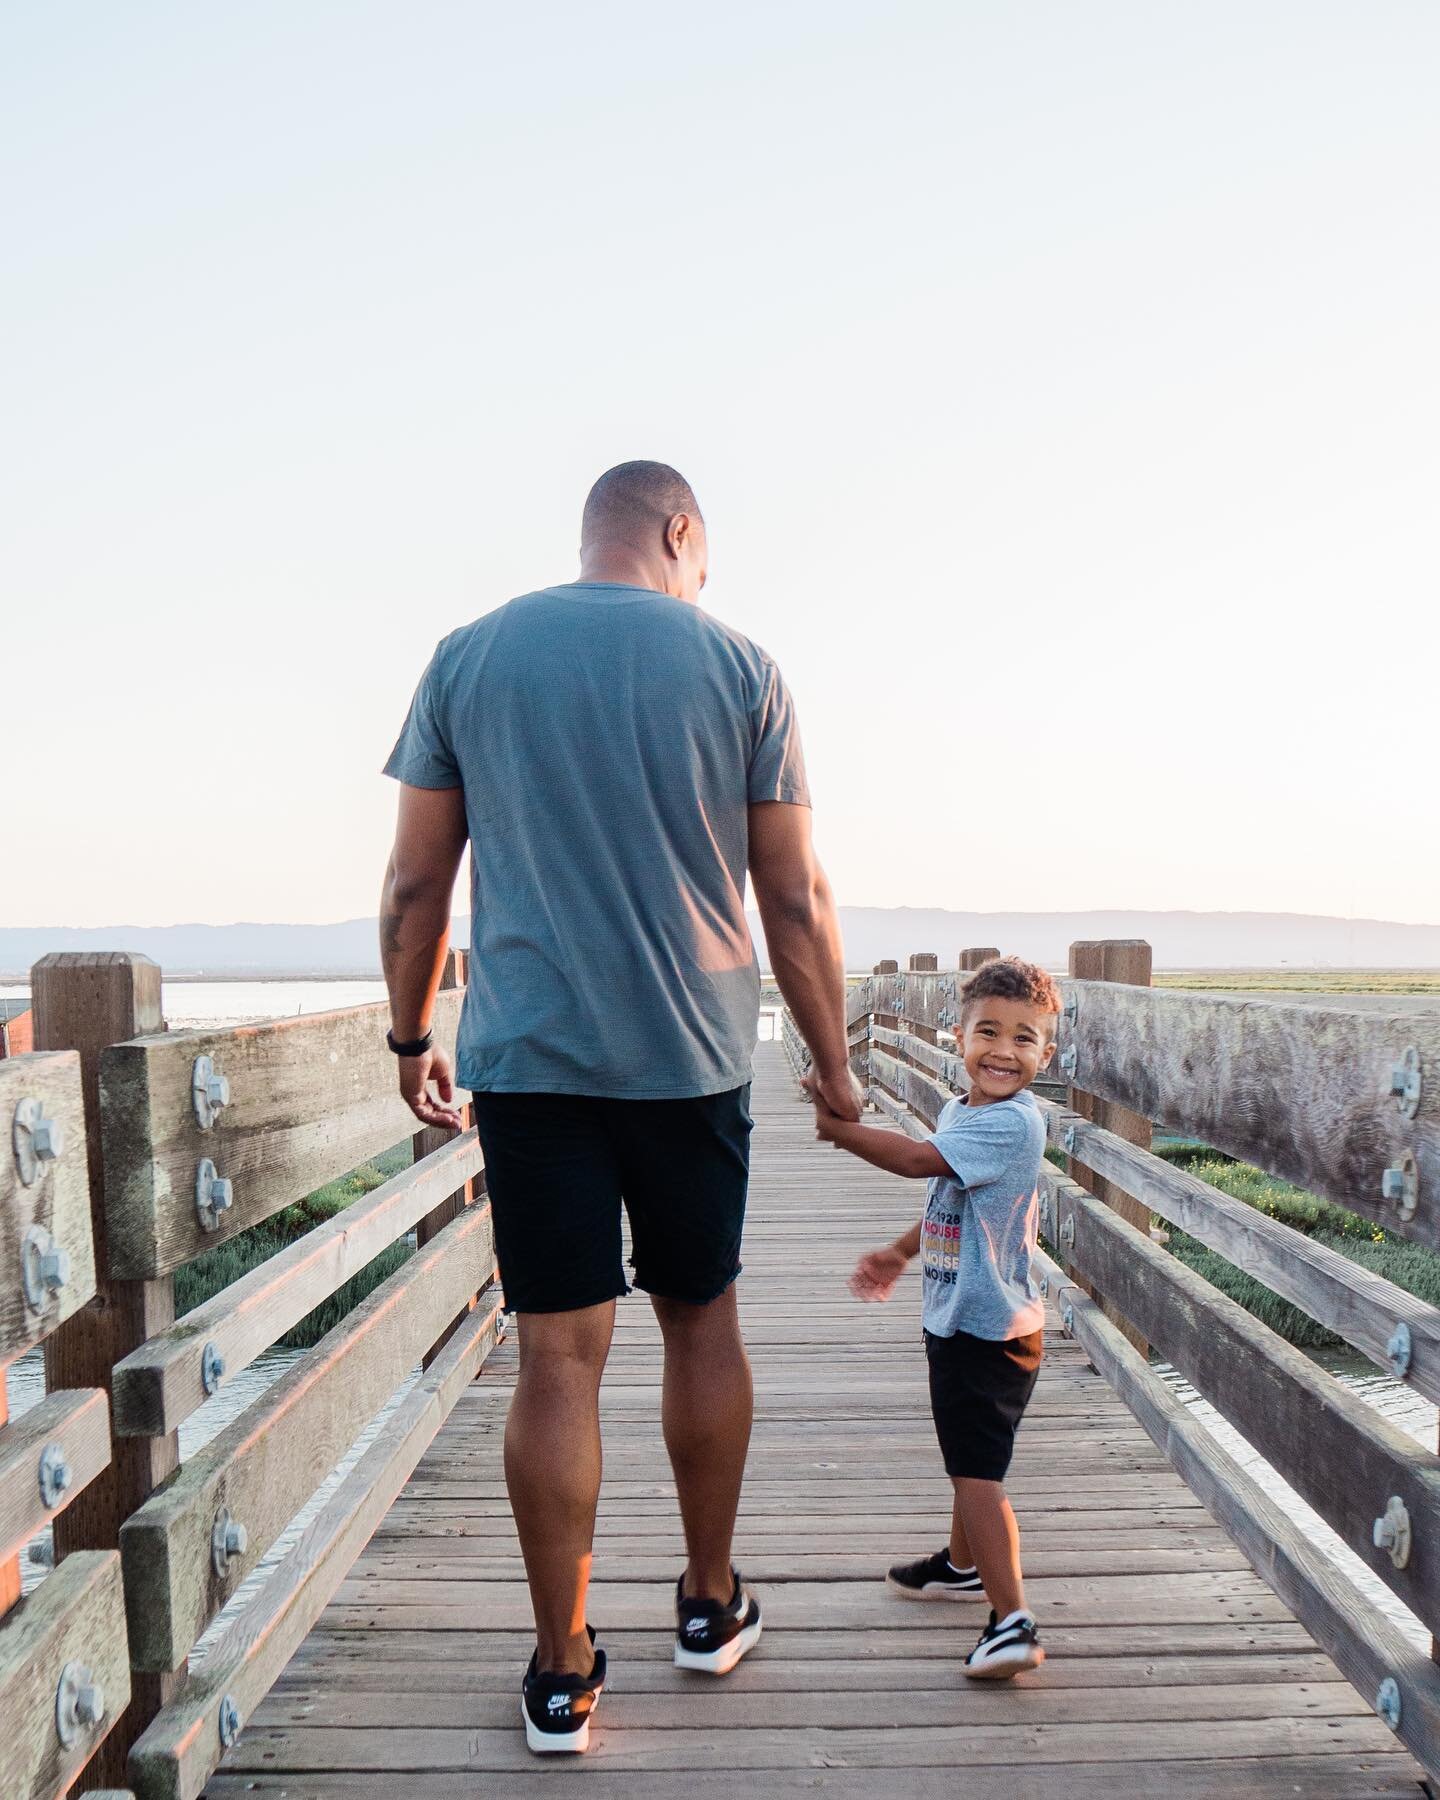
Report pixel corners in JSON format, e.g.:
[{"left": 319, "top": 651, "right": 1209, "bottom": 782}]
[{"left": 206, "top": 1044, "right": 1424, "bottom": 1797}]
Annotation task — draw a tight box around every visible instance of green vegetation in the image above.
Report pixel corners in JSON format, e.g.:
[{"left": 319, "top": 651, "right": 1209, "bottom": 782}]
[
  {"left": 1155, "top": 1146, "right": 1440, "bottom": 1352},
  {"left": 1156, "top": 968, "right": 1440, "bottom": 996},
  {"left": 175, "top": 1142, "right": 414, "bottom": 1351}
]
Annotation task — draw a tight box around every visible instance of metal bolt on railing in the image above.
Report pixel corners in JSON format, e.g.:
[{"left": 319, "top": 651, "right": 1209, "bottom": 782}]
[
  {"left": 213, "top": 1506, "right": 249, "bottom": 1577},
  {"left": 1059, "top": 1045, "right": 1078, "bottom": 1079},
  {"left": 1390, "top": 1048, "right": 1422, "bottom": 1120},
  {"left": 192, "top": 1054, "right": 233, "bottom": 1129},
  {"left": 218, "top": 1694, "right": 242, "bottom": 1749},
  {"left": 1063, "top": 1123, "right": 1077, "bottom": 1155},
  {"left": 21, "top": 1225, "right": 71, "bottom": 1313},
  {"left": 1376, "top": 1677, "right": 1402, "bottom": 1730},
  {"left": 1372, "top": 1496, "right": 1412, "bottom": 1569},
  {"left": 1059, "top": 1215, "right": 1076, "bottom": 1248},
  {"left": 12, "top": 1096, "right": 66, "bottom": 1188},
  {"left": 1061, "top": 1301, "right": 1075, "bottom": 1335},
  {"left": 38, "top": 1442, "right": 71, "bottom": 1510},
  {"left": 55, "top": 1661, "right": 105, "bottom": 1747},
  {"left": 1387, "top": 1323, "right": 1413, "bottom": 1381},
  {"left": 202, "top": 1340, "right": 226, "bottom": 1395},
  {"left": 1381, "top": 1152, "right": 1419, "bottom": 1222},
  {"left": 196, "top": 1159, "right": 234, "bottom": 1230}
]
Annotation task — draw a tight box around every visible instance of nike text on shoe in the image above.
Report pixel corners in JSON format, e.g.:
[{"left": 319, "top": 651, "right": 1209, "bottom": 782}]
[
  {"left": 673, "top": 1570, "right": 763, "bottom": 1674},
  {"left": 885, "top": 1547, "right": 986, "bottom": 1600},
  {"left": 520, "top": 1628, "right": 606, "bottom": 1753},
  {"left": 963, "top": 1608, "right": 1045, "bottom": 1680}
]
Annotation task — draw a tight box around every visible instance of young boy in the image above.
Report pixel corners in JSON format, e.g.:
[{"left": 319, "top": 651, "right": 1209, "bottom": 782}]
[{"left": 809, "top": 956, "right": 1060, "bottom": 1679}]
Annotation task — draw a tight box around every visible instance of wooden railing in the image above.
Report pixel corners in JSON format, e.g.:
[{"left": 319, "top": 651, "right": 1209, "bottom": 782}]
[
  {"left": 1, "top": 1048, "right": 130, "bottom": 1797},
  {"left": 7, "top": 950, "right": 502, "bottom": 1800},
  {"left": 810, "top": 942, "right": 1440, "bottom": 1783}
]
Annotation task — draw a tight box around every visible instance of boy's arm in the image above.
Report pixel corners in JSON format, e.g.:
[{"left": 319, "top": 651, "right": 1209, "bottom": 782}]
[{"left": 819, "top": 1113, "right": 950, "bottom": 1180}]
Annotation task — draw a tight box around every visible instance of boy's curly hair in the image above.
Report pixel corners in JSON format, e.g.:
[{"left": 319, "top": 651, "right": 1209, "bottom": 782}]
[{"left": 960, "top": 957, "right": 1063, "bottom": 1038}]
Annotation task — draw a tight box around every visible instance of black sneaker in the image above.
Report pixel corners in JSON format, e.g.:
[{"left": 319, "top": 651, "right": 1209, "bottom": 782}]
[
  {"left": 520, "top": 1626, "right": 606, "bottom": 1753},
  {"left": 674, "top": 1569, "right": 763, "bottom": 1674},
  {"left": 885, "top": 1548, "right": 985, "bottom": 1600},
  {"left": 963, "top": 1608, "right": 1044, "bottom": 1680}
]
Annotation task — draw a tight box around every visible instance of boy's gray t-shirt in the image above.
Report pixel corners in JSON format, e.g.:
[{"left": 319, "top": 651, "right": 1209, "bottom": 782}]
[
  {"left": 921, "top": 1089, "right": 1046, "bottom": 1341},
  {"left": 383, "top": 582, "right": 809, "bottom": 1099}
]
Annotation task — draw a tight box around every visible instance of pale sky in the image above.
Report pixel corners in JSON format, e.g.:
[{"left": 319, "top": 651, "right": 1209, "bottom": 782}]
[{"left": 4, "top": 2, "right": 1437, "bottom": 930}]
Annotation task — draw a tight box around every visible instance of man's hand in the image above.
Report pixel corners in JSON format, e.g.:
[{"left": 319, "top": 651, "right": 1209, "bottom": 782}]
[
  {"left": 812, "top": 1065, "right": 864, "bottom": 1122},
  {"left": 802, "top": 1067, "right": 863, "bottom": 1125},
  {"left": 398, "top": 1045, "right": 464, "bottom": 1131},
  {"left": 849, "top": 1242, "right": 910, "bottom": 1303}
]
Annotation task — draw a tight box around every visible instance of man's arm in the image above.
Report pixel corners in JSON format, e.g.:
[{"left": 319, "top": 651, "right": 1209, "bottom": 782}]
[
  {"left": 381, "top": 783, "right": 468, "bottom": 1128},
  {"left": 748, "top": 801, "right": 861, "bottom": 1120}
]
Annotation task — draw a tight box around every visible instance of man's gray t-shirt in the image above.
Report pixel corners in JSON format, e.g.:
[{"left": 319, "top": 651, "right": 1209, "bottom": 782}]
[
  {"left": 920, "top": 1090, "right": 1046, "bottom": 1341},
  {"left": 384, "top": 582, "right": 809, "bottom": 1098}
]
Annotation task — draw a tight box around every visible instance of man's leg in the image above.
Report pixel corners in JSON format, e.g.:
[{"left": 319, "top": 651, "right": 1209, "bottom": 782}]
[
  {"left": 651, "top": 1284, "right": 753, "bottom": 1603},
  {"left": 505, "top": 1300, "right": 616, "bottom": 1674}
]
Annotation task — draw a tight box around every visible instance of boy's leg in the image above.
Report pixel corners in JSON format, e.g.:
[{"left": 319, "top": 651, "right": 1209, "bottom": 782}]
[
  {"left": 952, "top": 1476, "right": 1025, "bottom": 1619},
  {"left": 948, "top": 1491, "right": 974, "bottom": 1570},
  {"left": 505, "top": 1300, "right": 617, "bottom": 1674},
  {"left": 652, "top": 1284, "right": 754, "bottom": 1601}
]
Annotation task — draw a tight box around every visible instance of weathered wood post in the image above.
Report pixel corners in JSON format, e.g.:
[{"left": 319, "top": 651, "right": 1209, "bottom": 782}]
[
  {"left": 1065, "top": 940, "right": 1153, "bottom": 1355},
  {"left": 413, "top": 949, "right": 480, "bottom": 1366},
  {"left": 958, "top": 946, "right": 1000, "bottom": 972},
  {"left": 31, "top": 950, "right": 181, "bottom": 1788},
  {"left": 907, "top": 954, "right": 938, "bottom": 1045}
]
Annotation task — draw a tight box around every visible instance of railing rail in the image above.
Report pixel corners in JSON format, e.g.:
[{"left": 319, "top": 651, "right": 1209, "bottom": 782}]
[
  {"left": 802, "top": 943, "right": 1440, "bottom": 1784},
  {"left": 1, "top": 1048, "right": 131, "bottom": 1798},
  {"left": 12, "top": 949, "right": 501, "bottom": 1800}
]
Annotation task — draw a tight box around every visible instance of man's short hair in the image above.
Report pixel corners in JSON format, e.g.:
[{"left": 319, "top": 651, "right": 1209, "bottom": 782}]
[
  {"left": 582, "top": 461, "right": 702, "bottom": 542},
  {"left": 960, "top": 957, "right": 1063, "bottom": 1038}
]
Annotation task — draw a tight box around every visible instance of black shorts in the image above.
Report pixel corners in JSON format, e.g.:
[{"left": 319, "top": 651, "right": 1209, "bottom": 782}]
[
  {"left": 469, "top": 1086, "right": 752, "bottom": 1314},
  {"left": 925, "top": 1327, "right": 1043, "bottom": 1481}
]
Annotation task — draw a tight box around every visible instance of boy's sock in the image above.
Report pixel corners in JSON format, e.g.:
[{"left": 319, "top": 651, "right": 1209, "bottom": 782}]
[{"left": 885, "top": 1547, "right": 985, "bottom": 1599}]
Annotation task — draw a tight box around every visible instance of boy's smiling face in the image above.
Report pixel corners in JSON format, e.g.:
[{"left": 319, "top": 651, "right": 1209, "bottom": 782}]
[{"left": 959, "top": 997, "right": 1057, "bottom": 1104}]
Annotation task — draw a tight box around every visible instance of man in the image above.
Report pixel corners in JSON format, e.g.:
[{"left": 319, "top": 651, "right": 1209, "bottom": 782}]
[{"left": 379, "top": 460, "right": 857, "bottom": 1754}]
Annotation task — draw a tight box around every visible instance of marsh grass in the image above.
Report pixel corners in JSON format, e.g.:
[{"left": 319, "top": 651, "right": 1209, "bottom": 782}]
[
  {"left": 1044, "top": 1136, "right": 1437, "bottom": 1350},
  {"left": 174, "top": 1141, "right": 415, "bottom": 1351}
]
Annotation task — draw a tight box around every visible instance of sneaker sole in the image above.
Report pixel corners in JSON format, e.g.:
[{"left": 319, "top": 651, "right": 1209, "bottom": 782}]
[
  {"left": 520, "top": 1688, "right": 602, "bottom": 1754},
  {"left": 885, "top": 1574, "right": 984, "bottom": 1601},
  {"left": 674, "top": 1613, "right": 763, "bottom": 1674},
  {"left": 963, "top": 1645, "right": 1046, "bottom": 1681}
]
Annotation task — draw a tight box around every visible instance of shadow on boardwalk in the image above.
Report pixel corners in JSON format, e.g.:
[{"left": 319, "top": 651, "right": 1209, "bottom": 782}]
[{"left": 206, "top": 1045, "right": 1423, "bottom": 1797}]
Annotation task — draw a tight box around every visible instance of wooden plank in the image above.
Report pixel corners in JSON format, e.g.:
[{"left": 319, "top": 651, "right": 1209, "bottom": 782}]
[
  {"left": 0, "top": 1550, "right": 131, "bottom": 1800},
  {"left": 1045, "top": 1167, "right": 1440, "bottom": 1636},
  {"left": 215, "top": 1714, "right": 1401, "bottom": 1774},
  {"left": 1058, "top": 982, "right": 1440, "bottom": 1246},
  {"left": 1045, "top": 1103, "right": 1440, "bottom": 1405},
  {"left": 202, "top": 1762, "right": 1427, "bottom": 1800},
  {"left": 98, "top": 989, "right": 463, "bottom": 1278},
  {"left": 868, "top": 1047, "right": 948, "bottom": 1127},
  {"left": 1037, "top": 1247, "right": 1440, "bottom": 1786},
  {"left": 32, "top": 952, "right": 183, "bottom": 1787},
  {"left": 959, "top": 945, "right": 1000, "bottom": 971},
  {"left": 0, "top": 1387, "right": 111, "bottom": 1568},
  {"left": 127, "top": 1300, "right": 504, "bottom": 1800},
  {"left": 111, "top": 1132, "right": 484, "bottom": 1437},
  {"left": 120, "top": 1201, "right": 497, "bottom": 1671},
  {"left": 0, "top": 1051, "right": 96, "bottom": 1362}
]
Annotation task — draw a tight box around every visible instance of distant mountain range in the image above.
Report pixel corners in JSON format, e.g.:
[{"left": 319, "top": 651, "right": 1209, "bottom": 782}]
[{"left": 3, "top": 908, "right": 1438, "bottom": 980}]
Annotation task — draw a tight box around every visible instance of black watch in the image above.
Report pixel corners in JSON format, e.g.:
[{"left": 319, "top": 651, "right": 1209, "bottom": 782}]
[{"left": 386, "top": 1027, "right": 434, "bottom": 1057}]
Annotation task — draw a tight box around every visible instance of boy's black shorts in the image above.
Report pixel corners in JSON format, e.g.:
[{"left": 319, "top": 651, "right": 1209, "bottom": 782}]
[
  {"left": 925, "top": 1327, "right": 1044, "bottom": 1481},
  {"left": 469, "top": 1086, "right": 752, "bottom": 1314}
]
